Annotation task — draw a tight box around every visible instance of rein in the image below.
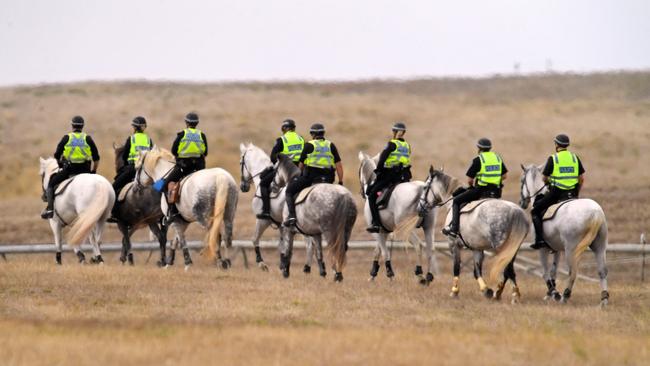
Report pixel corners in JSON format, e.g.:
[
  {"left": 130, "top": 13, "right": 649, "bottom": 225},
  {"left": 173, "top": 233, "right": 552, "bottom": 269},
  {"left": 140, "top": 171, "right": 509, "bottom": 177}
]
[
  {"left": 135, "top": 155, "right": 175, "bottom": 190},
  {"left": 240, "top": 150, "right": 272, "bottom": 183}
]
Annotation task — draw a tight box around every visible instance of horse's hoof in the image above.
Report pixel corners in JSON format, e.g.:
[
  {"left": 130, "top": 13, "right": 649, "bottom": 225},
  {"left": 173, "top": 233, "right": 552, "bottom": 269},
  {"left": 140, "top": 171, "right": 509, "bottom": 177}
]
[
  {"left": 600, "top": 299, "right": 608, "bottom": 309},
  {"left": 553, "top": 292, "right": 562, "bottom": 302},
  {"left": 90, "top": 256, "right": 104, "bottom": 264},
  {"left": 425, "top": 272, "right": 434, "bottom": 283},
  {"left": 120, "top": 257, "right": 126, "bottom": 264},
  {"left": 511, "top": 296, "right": 520, "bottom": 305},
  {"left": 334, "top": 272, "right": 343, "bottom": 282},
  {"left": 450, "top": 290, "right": 459, "bottom": 298},
  {"left": 418, "top": 277, "right": 428, "bottom": 286},
  {"left": 76, "top": 252, "right": 86, "bottom": 264},
  {"left": 282, "top": 269, "right": 290, "bottom": 278},
  {"left": 303, "top": 264, "right": 311, "bottom": 274},
  {"left": 560, "top": 296, "right": 569, "bottom": 304},
  {"left": 386, "top": 272, "right": 395, "bottom": 279},
  {"left": 127, "top": 253, "right": 134, "bottom": 266},
  {"left": 184, "top": 264, "right": 191, "bottom": 272},
  {"left": 368, "top": 276, "right": 376, "bottom": 282},
  {"left": 484, "top": 288, "right": 494, "bottom": 299},
  {"left": 220, "top": 259, "right": 231, "bottom": 269},
  {"left": 258, "top": 262, "right": 269, "bottom": 272}
]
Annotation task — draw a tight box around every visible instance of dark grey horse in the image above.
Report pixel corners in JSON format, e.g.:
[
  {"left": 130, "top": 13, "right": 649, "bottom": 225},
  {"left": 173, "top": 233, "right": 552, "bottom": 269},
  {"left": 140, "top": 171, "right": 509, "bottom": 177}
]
[{"left": 113, "top": 144, "right": 168, "bottom": 266}]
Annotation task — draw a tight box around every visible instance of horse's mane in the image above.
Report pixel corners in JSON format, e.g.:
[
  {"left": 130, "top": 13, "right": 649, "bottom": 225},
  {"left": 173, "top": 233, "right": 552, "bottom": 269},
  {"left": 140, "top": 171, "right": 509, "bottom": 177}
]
[
  {"left": 431, "top": 169, "right": 462, "bottom": 196},
  {"left": 141, "top": 148, "right": 175, "bottom": 172},
  {"left": 277, "top": 154, "right": 300, "bottom": 179},
  {"left": 359, "top": 153, "right": 377, "bottom": 182}
]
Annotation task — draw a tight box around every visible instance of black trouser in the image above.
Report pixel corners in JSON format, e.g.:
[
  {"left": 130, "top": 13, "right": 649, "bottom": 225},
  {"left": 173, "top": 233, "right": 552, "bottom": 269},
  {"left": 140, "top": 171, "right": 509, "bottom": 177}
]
[
  {"left": 531, "top": 186, "right": 578, "bottom": 242},
  {"left": 366, "top": 167, "right": 409, "bottom": 225},
  {"left": 285, "top": 168, "right": 335, "bottom": 218},
  {"left": 449, "top": 184, "right": 500, "bottom": 231},
  {"left": 165, "top": 157, "right": 205, "bottom": 190},
  {"left": 258, "top": 167, "right": 276, "bottom": 214},
  {"left": 112, "top": 164, "right": 136, "bottom": 195}
]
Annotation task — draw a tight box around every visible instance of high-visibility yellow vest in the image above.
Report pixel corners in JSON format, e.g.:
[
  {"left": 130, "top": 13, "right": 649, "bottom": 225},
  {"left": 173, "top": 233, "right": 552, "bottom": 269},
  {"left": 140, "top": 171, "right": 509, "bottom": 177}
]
[
  {"left": 63, "top": 132, "right": 92, "bottom": 163},
  {"left": 304, "top": 139, "right": 335, "bottom": 169},
  {"left": 384, "top": 139, "right": 411, "bottom": 168},
  {"left": 476, "top": 151, "right": 503, "bottom": 186},
  {"left": 280, "top": 131, "right": 305, "bottom": 162},
  {"left": 128, "top": 132, "right": 152, "bottom": 163},
  {"left": 549, "top": 150, "right": 579, "bottom": 190},
  {"left": 177, "top": 128, "right": 206, "bottom": 158}
]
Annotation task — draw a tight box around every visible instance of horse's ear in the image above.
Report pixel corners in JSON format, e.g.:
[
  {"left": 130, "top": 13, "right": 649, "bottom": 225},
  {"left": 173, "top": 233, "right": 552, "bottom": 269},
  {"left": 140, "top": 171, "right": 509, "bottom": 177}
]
[
  {"left": 358, "top": 151, "right": 365, "bottom": 161},
  {"left": 429, "top": 165, "right": 434, "bottom": 175},
  {"left": 520, "top": 163, "right": 526, "bottom": 171},
  {"left": 39, "top": 157, "right": 45, "bottom": 164},
  {"left": 440, "top": 165, "right": 444, "bottom": 172},
  {"left": 239, "top": 143, "right": 246, "bottom": 153},
  {"left": 112, "top": 142, "right": 117, "bottom": 150}
]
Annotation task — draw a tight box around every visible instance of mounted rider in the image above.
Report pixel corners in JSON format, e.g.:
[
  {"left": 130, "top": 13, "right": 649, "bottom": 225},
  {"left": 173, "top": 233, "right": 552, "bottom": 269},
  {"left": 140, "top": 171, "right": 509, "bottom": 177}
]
[
  {"left": 442, "top": 137, "right": 508, "bottom": 238},
  {"left": 107, "top": 116, "right": 153, "bottom": 222},
  {"left": 283, "top": 123, "right": 344, "bottom": 227},
  {"left": 164, "top": 112, "right": 208, "bottom": 222},
  {"left": 365, "top": 122, "right": 412, "bottom": 233},
  {"left": 41, "top": 116, "right": 100, "bottom": 219},
  {"left": 530, "top": 134, "right": 585, "bottom": 250},
  {"left": 256, "top": 118, "right": 305, "bottom": 220}
]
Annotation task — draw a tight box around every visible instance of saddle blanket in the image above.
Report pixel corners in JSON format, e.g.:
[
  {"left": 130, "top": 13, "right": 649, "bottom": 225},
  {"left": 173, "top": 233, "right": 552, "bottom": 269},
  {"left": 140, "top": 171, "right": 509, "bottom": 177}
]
[
  {"left": 459, "top": 198, "right": 493, "bottom": 214},
  {"left": 295, "top": 184, "right": 322, "bottom": 205},
  {"left": 543, "top": 199, "right": 577, "bottom": 221},
  {"left": 117, "top": 182, "right": 135, "bottom": 202}
]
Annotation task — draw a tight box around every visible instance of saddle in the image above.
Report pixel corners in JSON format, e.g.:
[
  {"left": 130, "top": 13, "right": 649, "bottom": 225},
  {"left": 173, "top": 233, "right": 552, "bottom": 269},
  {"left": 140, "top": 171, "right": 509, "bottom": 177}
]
[
  {"left": 117, "top": 182, "right": 135, "bottom": 202},
  {"left": 543, "top": 199, "right": 577, "bottom": 221},
  {"left": 459, "top": 198, "right": 494, "bottom": 215},
  {"left": 168, "top": 174, "right": 193, "bottom": 204},
  {"left": 54, "top": 177, "right": 76, "bottom": 197},
  {"left": 295, "top": 185, "right": 320, "bottom": 205},
  {"left": 375, "top": 183, "right": 400, "bottom": 210}
]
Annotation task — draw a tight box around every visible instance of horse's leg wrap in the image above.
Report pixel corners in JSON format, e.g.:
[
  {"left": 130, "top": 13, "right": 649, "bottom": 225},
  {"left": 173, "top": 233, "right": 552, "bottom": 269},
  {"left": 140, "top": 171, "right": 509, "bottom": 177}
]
[
  {"left": 425, "top": 272, "right": 434, "bottom": 283},
  {"left": 318, "top": 260, "right": 326, "bottom": 277},
  {"left": 385, "top": 260, "right": 394, "bottom": 278},
  {"left": 601, "top": 290, "right": 609, "bottom": 301},
  {"left": 127, "top": 253, "right": 134, "bottom": 265},
  {"left": 414, "top": 265, "right": 423, "bottom": 276},
  {"left": 450, "top": 276, "right": 460, "bottom": 297},
  {"left": 55, "top": 252, "right": 62, "bottom": 265},
  {"left": 168, "top": 249, "right": 176, "bottom": 265},
  {"left": 76, "top": 251, "right": 86, "bottom": 263},
  {"left": 370, "top": 260, "right": 380, "bottom": 278},
  {"left": 334, "top": 272, "right": 343, "bottom": 282},
  {"left": 183, "top": 248, "right": 192, "bottom": 266},
  {"left": 562, "top": 288, "right": 572, "bottom": 300},
  {"left": 254, "top": 246, "right": 263, "bottom": 263}
]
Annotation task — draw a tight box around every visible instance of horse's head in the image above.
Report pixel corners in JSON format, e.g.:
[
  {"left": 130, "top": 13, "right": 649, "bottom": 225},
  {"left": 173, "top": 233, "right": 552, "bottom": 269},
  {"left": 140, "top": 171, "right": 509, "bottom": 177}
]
[
  {"left": 113, "top": 143, "right": 126, "bottom": 173},
  {"left": 519, "top": 163, "right": 545, "bottom": 209},
  {"left": 239, "top": 142, "right": 272, "bottom": 193},
  {"left": 39, "top": 157, "right": 58, "bottom": 192},
  {"left": 275, "top": 154, "right": 300, "bottom": 186},
  {"left": 357, "top": 151, "right": 377, "bottom": 198}
]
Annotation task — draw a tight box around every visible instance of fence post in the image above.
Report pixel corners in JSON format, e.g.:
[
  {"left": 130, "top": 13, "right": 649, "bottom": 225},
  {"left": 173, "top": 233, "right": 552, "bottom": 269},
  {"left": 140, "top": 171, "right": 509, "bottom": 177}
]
[{"left": 641, "top": 233, "right": 647, "bottom": 283}]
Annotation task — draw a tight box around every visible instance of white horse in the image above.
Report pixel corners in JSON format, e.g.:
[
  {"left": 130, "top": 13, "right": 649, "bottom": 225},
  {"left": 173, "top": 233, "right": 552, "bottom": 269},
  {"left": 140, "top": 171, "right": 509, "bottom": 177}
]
[
  {"left": 358, "top": 152, "right": 439, "bottom": 284},
  {"left": 39, "top": 157, "right": 115, "bottom": 264},
  {"left": 239, "top": 143, "right": 318, "bottom": 273},
  {"left": 135, "top": 148, "right": 239, "bottom": 269},
  {"left": 429, "top": 169, "right": 529, "bottom": 303},
  {"left": 520, "top": 164, "right": 609, "bottom": 306},
  {"left": 276, "top": 155, "right": 357, "bottom": 281}
]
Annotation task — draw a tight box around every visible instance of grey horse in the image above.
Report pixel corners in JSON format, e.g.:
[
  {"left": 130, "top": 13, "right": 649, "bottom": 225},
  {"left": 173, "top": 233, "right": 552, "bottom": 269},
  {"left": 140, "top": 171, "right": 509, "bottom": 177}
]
[
  {"left": 112, "top": 144, "right": 168, "bottom": 266},
  {"left": 520, "top": 164, "right": 609, "bottom": 306},
  {"left": 358, "top": 152, "right": 439, "bottom": 284},
  {"left": 275, "top": 155, "right": 357, "bottom": 281},
  {"left": 430, "top": 169, "right": 529, "bottom": 303}
]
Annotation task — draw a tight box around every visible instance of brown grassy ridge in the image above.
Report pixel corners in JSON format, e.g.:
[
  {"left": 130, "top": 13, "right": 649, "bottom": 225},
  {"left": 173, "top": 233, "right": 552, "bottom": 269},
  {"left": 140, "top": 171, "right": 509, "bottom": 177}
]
[
  {"left": 1, "top": 71, "right": 649, "bottom": 244},
  {"left": 1, "top": 251, "right": 649, "bottom": 366}
]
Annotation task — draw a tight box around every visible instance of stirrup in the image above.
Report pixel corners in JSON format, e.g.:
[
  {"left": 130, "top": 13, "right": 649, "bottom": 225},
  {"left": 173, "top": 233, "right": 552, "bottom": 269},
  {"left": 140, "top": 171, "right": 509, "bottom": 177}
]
[
  {"left": 106, "top": 216, "right": 119, "bottom": 223},
  {"left": 366, "top": 224, "right": 381, "bottom": 233},
  {"left": 41, "top": 209, "right": 54, "bottom": 219},
  {"left": 256, "top": 212, "right": 272, "bottom": 220},
  {"left": 531, "top": 239, "right": 550, "bottom": 250},
  {"left": 442, "top": 226, "right": 458, "bottom": 238},
  {"left": 283, "top": 217, "right": 297, "bottom": 227}
]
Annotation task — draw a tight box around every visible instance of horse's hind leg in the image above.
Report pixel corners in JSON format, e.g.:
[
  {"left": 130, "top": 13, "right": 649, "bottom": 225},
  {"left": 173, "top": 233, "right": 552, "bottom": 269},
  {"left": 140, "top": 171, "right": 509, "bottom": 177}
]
[
  {"left": 561, "top": 248, "right": 577, "bottom": 304},
  {"left": 89, "top": 222, "right": 105, "bottom": 264},
  {"left": 450, "top": 243, "right": 461, "bottom": 297},
  {"left": 369, "top": 241, "right": 381, "bottom": 281},
  {"left": 592, "top": 233, "right": 609, "bottom": 307},
  {"left": 280, "top": 229, "right": 295, "bottom": 278},
  {"left": 174, "top": 223, "right": 192, "bottom": 270},
  {"left": 473, "top": 250, "right": 492, "bottom": 298},
  {"left": 421, "top": 225, "right": 436, "bottom": 286},
  {"left": 540, "top": 248, "right": 561, "bottom": 301},
  {"left": 496, "top": 257, "right": 520, "bottom": 304},
  {"left": 377, "top": 233, "right": 394, "bottom": 279},
  {"left": 313, "top": 235, "right": 326, "bottom": 277},
  {"left": 252, "top": 219, "right": 271, "bottom": 271},
  {"left": 149, "top": 223, "right": 167, "bottom": 267},
  {"left": 304, "top": 236, "right": 314, "bottom": 274},
  {"left": 49, "top": 219, "right": 64, "bottom": 265}
]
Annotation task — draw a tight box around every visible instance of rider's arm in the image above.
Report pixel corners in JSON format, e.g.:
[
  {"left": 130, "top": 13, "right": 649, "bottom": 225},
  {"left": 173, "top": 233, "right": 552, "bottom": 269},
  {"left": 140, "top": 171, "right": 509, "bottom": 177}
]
[
  {"left": 270, "top": 138, "right": 283, "bottom": 164},
  {"left": 201, "top": 132, "right": 208, "bottom": 156},
  {"left": 501, "top": 163, "right": 508, "bottom": 181},
  {"left": 297, "top": 143, "right": 312, "bottom": 173},
  {"left": 121, "top": 136, "right": 131, "bottom": 166},
  {"left": 541, "top": 156, "right": 554, "bottom": 184},
  {"left": 86, "top": 135, "right": 101, "bottom": 172},
  {"left": 170, "top": 132, "right": 183, "bottom": 158},
  {"left": 331, "top": 143, "right": 343, "bottom": 184},
  {"left": 53, "top": 135, "right": 68, "bottom": 163},
  {"left": 465, "top": 157, "right": 480, "bottom": 187},
  {"left": 376, "top": 142, "right": 396, "bottom": 170}
]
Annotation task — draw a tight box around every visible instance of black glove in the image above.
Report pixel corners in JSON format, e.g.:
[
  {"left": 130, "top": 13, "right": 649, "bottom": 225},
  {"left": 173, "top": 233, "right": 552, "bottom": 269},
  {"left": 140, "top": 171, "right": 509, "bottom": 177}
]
[
  {"left": 91, "top": 170, "right": 97, "bottom": 174},
  {"left": 338, "top": 181, "right": 344, "bottom": 186}
]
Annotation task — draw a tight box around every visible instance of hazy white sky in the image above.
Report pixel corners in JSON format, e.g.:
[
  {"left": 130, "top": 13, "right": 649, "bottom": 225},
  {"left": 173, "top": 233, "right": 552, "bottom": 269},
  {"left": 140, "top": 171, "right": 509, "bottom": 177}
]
[{"left": 1, "top": 0, "right": 649, "bottom": 85}]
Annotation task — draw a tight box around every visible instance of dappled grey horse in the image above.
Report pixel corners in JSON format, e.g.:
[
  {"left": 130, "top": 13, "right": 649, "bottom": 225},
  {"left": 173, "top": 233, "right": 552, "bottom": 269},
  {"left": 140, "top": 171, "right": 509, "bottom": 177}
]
[
  {"left": 113, "top": 144, "right": 167, "bottom": 266},
  {"left": 358, "top": 152, "right": 439, "bottom": 285},
  {"left": 430, "top": 169, "right": 529, "bottom": 303},
  {"left": 239, "top": 142, "right": 317, "bottom": 273},
  {"left": 276, "top": 155, "right": 357, "bottom": 281},
  {"left": 520, "top": 164, "right": 609, "bottom": 306},
  {"left": 135, "top": 148, "right": 239, "bottom": 270}
]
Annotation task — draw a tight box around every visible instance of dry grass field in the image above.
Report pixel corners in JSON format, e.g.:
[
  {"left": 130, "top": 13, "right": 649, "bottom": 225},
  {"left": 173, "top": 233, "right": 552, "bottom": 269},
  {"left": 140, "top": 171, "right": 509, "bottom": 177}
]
[{"left": 1, "top": 72, "right": 650, "bottom": 365}]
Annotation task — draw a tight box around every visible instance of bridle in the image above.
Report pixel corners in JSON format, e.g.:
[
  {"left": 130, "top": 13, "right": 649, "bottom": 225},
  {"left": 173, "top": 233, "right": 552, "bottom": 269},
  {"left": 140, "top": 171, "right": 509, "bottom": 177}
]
[
  {"left": 519, "top": 170, "right": 547, "bottom": 204},
  {"left": 134, "top": 153, "right": 175, "bottom": 190},
  {"left": 240, "top": 150, "right": 273, "bottom": 183}
]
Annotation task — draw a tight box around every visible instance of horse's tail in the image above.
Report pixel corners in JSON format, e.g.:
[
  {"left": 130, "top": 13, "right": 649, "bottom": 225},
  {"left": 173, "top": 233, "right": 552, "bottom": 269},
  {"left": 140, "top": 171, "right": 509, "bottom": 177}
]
[
  {"left": 570, "top": 211, "right": 604, "bottom": 273},
  {"left": 489, "top": 208, "right": 529, "bottom": 283},
  {"left": 327, "top": 193, "right": 356, "bottom": 271},
  {"left": 204, "top": 172, "right": 230, "bottom": 259},
  {"left": 67, "top": 181, "right": 112, "bottom": 247}
]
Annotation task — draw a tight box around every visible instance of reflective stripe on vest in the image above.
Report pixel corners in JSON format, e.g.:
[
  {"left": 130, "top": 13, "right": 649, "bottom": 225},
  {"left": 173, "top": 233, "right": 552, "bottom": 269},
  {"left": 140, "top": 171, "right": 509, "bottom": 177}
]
[
  {"left": 476, "top": 151, "right": 503, "bottom": 186},
  {"left": 384, "top": 139, "right": 411, "bottom": 168},
  {"left": 550, "top": 150, "right": 579, "bottom": 190},
  {"left": 128, "top": 132, "right": 152, "bottom": 163},
  {"left": 281, "top": 131, "right": 305, "bottom": 162},
  {"left": 177, "top": 128, "right": 206, "bottom": 158},
  {"left": 63, "top": 132, "right": 91, "bottom": 163},
  {"left": 304, "top": 139, "right": 335, "bottom": 169}
]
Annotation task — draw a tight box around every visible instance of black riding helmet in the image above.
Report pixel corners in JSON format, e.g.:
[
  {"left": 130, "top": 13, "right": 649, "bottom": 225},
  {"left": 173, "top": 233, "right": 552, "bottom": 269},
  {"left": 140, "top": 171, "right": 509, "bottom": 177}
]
[
  {"left": 185, "top": 112, "right": 199, "bottom": 126},
  {"left": 554, "top": 133, "right": 570, "bottom": 147},
  {"left": 71, "top": 115, "right": 85, "bottom": 129},
  {"left": 282, "top": 119, "right": 296, "bottom": 129},
  {"left": 476, "top": 137, "right": 492, "bottom": 150},
  {"left": 132, "top": 116, "right": 147, "bottom": 127},
  {"left": 310, "top": 123, "right": 325, "bottom": 135},
  {"left": 392, "top": 122, "right": 407, "bottom": 132}
]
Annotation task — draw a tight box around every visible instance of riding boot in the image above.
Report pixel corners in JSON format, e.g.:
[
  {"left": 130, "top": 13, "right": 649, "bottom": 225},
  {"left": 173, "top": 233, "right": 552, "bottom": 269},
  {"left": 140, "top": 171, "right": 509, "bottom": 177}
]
[
  {"left": 166, "top": 203, "right": 180, "bottom": 224},
  {"left": 256, "top": 186, "right": 272, "bottom": 220},
  {"left": 41, "top": 187, "right": 55, "bottom": 219},
  {"left": 283, "top": 194, "right": 297, "bottom": 227},
  {"left": 366, "top": 198, "right": 381, "bottom": 233},
  {"left": 442, "top": 203, "right": 460, "bottom": 237},
  {"left": 530, "top": 215, "right": 550, "bottom": 250},
  {"left": 107, "top": 202, "right": 120, "bottom": 223}
]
